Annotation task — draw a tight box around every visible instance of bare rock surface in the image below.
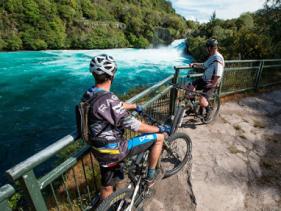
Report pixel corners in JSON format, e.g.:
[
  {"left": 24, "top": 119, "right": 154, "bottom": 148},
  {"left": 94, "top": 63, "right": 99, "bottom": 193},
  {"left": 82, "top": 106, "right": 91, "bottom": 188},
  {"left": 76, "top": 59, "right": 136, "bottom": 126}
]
[{"left": 144, "top": 89, "right": 281, "bottom": 210}]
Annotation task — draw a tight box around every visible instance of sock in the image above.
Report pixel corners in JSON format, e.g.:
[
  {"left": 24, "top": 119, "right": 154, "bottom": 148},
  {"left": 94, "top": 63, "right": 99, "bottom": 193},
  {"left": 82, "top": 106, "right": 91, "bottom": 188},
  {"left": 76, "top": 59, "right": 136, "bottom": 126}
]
[
  {"left": 147, "top": 168, "right": 156, "bottom": 179},
  {"left": 205, "top": 106, "right": 210, "bottom": 113},
  {"left": 199, "top": 107, "right": 203, "bottom": 115}
]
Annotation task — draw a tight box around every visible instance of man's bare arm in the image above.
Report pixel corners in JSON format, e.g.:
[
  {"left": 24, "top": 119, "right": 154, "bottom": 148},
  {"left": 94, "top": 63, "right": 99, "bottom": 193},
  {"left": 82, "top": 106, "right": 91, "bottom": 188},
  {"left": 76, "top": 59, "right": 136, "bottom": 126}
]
[
  {"left": 122, "top": 102, "right": 137, "bottom": 110},
  {"left": 137, "top": 122, "right": 159, "bottom": 133}
]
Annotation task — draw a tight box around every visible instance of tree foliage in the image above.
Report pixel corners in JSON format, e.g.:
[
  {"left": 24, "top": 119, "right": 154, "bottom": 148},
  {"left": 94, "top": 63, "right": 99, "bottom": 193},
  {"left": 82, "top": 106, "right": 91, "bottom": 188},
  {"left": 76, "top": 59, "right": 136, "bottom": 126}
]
[
  {"left": 0, "top": 0, "right": 187, "bottom": 50},
  {"left": 187, "top": 1, "right": 281, "bottom": 60}
]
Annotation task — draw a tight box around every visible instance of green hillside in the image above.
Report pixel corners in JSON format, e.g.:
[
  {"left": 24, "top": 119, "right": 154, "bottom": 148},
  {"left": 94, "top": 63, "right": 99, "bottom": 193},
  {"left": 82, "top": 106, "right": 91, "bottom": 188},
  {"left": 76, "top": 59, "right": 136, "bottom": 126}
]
[
  {"left": 0, "top": 0, "right": 187, "bottom": 50},
  {"left": 186, "top": 0, "right": 281, "bottom": 60}
]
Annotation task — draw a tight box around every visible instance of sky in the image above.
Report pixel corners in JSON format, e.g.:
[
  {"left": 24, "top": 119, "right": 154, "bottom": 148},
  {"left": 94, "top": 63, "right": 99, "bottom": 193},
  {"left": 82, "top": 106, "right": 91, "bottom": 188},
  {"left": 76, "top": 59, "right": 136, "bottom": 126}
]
[{"left": 169, "top": 0, "right": 265, "bottom": 22}]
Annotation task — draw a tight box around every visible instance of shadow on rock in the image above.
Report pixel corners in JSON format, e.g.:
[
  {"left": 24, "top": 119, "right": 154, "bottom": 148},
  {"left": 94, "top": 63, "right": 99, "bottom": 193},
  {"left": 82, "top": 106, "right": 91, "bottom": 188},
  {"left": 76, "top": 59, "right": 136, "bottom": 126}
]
[{"left": 238, "top": 91, "right": 281, "bottom": 208}]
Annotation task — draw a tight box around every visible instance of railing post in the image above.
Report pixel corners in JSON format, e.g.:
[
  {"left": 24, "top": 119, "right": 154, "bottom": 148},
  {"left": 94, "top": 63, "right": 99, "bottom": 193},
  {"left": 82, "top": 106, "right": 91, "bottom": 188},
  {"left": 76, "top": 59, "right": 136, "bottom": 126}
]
[
  {"left": 255, "top": 60, "right": 264, "bottom": 90},
  {"left": 169, "top": 67, "right": 180, "bottom": 115},
  {"left": 20, "top": 170, "right": 48, "bottom": 211}
]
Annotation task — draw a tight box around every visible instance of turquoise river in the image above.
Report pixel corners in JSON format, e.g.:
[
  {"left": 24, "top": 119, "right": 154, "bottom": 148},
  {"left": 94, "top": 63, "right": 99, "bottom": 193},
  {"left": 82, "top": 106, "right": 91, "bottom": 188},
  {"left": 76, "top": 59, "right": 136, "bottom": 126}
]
[{"left": 0, "top": 39, "right": 191, "bottom": 184}]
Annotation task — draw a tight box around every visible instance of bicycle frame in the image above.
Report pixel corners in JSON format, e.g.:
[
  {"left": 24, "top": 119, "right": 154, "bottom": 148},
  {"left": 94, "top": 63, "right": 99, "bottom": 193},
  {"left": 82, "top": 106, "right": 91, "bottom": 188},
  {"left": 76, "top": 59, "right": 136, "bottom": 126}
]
[
  {"left": 172, "top": 83, "right": 220, "bottom": 123},
  {"left": 125, "top": 178, "right": 141, "bottom": 211},
  {"left": 95, "top": 109, "right": 192, "bottom": 210}
]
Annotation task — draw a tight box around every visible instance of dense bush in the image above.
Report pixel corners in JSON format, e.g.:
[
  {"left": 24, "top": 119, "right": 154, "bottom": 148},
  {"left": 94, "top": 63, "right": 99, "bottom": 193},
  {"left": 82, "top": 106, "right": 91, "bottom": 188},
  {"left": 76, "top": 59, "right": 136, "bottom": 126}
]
[
  {"left": 0, "top": 0, "right": 187, "bottom": 50},
  {"left": 187, "top": 1, "right": 281, "bottom": 61}
]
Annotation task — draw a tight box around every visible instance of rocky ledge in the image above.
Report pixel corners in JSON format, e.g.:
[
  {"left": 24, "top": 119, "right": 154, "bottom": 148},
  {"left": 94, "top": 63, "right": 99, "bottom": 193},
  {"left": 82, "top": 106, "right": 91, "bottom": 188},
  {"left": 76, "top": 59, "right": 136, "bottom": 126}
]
[{"left": 145, "top": 89, "right": 281, "bottom": 211}]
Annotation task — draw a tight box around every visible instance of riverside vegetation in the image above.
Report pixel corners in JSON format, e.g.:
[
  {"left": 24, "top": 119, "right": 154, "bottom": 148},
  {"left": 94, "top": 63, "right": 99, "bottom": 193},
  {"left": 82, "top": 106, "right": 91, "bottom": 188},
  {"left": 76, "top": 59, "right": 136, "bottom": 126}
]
[
  {"left": 186, "top": 0, "right": 281, "bottom": 61},
  {"left": 1, "top": 0, "right": 280, "bottom": 62},
  {"left": 0, "top": 0, "right": 187, "bottom": 50}
]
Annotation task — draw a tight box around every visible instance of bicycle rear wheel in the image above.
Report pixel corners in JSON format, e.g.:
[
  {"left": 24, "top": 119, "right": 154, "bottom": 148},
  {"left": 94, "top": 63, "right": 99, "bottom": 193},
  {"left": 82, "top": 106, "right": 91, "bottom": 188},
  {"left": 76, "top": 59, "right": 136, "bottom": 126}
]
[
  {"left": 96, "top": 188, "right": 134, "bottom": 211},
  {"left": 202, "top": 93, "right": 220, "bottom": 124},
  {"left": 161, "top": 133, "right": 192, "bottom": 178}
]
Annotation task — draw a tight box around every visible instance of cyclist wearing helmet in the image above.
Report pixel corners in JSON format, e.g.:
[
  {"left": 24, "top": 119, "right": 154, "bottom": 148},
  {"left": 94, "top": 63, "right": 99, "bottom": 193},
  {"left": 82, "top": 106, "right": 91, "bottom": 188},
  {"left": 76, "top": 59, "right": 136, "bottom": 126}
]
[
  {"left": 189, "top": 38, "right": 225, "bottom": 117},
  {"left": 81, "top": 54, "right": 170, "bottom": 201}
]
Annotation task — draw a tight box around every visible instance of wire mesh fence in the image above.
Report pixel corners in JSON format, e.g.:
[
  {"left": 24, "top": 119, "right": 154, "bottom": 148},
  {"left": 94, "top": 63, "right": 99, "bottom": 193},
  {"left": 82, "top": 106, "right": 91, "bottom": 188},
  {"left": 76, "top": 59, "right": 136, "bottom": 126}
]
[{"left": 260, "top": 60, "right": 281, "bottom": 87}]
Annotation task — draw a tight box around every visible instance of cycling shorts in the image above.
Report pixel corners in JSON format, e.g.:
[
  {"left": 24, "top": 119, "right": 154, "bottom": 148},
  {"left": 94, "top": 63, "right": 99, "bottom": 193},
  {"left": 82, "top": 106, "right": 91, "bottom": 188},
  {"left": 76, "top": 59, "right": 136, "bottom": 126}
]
[
  {"left": 192, "top": 78, "right": 215, "bottom": 99},
  {"left": 100, "top": 133, "right": 157, "bottom": 187}
]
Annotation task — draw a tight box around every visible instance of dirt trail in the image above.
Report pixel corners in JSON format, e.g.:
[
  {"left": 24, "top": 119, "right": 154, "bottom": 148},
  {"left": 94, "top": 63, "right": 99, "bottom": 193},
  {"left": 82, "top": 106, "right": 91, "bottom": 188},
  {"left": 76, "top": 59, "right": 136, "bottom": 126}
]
[{"left": 145, "top": 89, "right": 281, "bottom": 211}]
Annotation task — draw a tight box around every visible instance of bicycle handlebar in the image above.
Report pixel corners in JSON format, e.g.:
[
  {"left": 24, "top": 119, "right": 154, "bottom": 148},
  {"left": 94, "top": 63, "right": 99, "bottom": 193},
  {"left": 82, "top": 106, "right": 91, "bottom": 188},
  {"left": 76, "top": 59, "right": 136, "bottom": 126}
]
[
  {"left": 169, "top": 82, "right": 205, "bottom": 96},
  {"left": 139, "top": 112, "right": 160, "bottom": 125}
]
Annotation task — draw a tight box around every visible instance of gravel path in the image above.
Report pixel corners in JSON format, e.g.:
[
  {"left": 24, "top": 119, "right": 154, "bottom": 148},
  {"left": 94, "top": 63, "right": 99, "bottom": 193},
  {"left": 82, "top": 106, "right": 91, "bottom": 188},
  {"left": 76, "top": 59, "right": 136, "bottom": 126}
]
[{"left": 145, "top": 89, "right": 281, "bottom": 211}]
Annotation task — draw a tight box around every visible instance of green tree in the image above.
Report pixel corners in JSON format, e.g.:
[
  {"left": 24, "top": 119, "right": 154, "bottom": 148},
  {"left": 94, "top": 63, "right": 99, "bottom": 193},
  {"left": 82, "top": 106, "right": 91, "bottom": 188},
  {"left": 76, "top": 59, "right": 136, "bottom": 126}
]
[
  {"left": 0, "top": 0, "right": 188, "bottom": 50},
  {"left": 128, "top": 33, "right": 150, "bottom": 48},
  {"left": 23, "top": 0, "right": 40, "bottom": 25},
  {"left": 0, "top": 38, "right": 7, "bottom": 50},
  {"left": 234, "top": 29, "right": 272, "bottom": 59},
  {"left": 6, "top": 0, "right": 24, "bottom": 13},
  {"left": 236, "top": 13, "right": 254, "bottom": 29},
  {"left": 210, "top": 11, "right": 217, "bottom": 22},
  {"left": 6, "top": 33, "right": 22, "bottom": 50},
  {"left": 31, "top": 39, "right": 48, "bottom": 50},
  {"left": 81, "top": 0, "right": 97, "bottom": 19},
  {"left": 42, "top": 18, "right": 66, "bottom": 49},
  {"left": 57, "top": 4, "right": 76, "bottom": 21},
  {"left": 187, "top": 36, "right": 208, "bottom": 61}
]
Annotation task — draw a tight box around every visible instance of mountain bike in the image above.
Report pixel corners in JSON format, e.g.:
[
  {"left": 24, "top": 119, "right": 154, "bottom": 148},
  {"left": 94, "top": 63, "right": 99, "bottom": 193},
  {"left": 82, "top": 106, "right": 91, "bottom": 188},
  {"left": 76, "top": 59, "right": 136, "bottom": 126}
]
[
  {"left": 95, "top": 109, "right": 192, "bottom": 211},
  {"left": 173, "top": 82, "right": 221, "bottom": 124}
]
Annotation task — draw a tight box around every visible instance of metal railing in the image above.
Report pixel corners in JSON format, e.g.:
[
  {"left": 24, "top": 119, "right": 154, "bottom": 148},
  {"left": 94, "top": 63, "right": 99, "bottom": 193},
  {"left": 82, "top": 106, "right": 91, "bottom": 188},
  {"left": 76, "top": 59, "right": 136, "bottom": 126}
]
[
  {"left": 1, "top": 59, "right": 281, "bottom": 210},
  {"left": 175, "top": 59, "right": 281, "bottom": 97},
  {"left": 0, "top": 184, "right": 15, "bottom": 211},
  {"left": 1, "top": 75, "right": 173, "bottom": 211}
]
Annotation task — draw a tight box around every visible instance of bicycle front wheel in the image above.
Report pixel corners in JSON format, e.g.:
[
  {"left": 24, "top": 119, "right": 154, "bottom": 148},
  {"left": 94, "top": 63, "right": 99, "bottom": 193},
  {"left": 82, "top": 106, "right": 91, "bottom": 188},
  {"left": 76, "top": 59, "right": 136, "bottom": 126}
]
[
  {"left": 96, "top": 188, "right": 133, "bottom": 211},
  {"left": 161, "top": 133, "right": 192, "bottom": 178}
]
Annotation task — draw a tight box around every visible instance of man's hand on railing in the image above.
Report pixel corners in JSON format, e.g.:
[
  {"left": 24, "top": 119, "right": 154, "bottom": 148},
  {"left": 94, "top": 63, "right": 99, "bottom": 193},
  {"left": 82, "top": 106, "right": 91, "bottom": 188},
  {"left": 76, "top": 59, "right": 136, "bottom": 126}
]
[
  {"left": 190, "top": 63, "right": 203, "bottom": 69},
  {"left": 174, "top": 64, "right": 192, "bottom": 70}
]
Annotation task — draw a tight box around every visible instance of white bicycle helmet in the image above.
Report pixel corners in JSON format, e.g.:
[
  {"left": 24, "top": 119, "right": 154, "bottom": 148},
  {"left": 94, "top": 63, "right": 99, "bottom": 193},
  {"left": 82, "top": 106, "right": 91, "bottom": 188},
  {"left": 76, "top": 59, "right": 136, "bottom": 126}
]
[{"left": 89, "top": 54, "right": 117, "bottom": 76}]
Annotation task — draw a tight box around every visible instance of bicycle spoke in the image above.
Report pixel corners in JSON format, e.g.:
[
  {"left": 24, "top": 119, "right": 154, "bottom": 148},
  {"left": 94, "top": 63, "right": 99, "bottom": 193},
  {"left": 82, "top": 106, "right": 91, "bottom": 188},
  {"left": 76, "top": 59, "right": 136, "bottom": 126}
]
[
  {"left": 117, "top": 200, "right": 125, "bottom": 211},
  {"left": 166, "top": 146, "right": 181, "bottom": 161}
]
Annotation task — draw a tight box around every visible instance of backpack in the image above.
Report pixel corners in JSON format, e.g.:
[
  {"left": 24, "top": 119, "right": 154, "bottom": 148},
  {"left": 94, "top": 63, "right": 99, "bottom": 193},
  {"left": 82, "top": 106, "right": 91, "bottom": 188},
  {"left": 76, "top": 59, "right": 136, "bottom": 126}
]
[{"left": 75, "top": 90, "right": 107, "bottom": 144}]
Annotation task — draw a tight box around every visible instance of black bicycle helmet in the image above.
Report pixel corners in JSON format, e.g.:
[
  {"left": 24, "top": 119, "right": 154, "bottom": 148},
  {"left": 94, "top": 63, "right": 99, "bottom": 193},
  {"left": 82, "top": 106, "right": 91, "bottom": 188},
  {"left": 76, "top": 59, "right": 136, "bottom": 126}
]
[
  {"left": 206, "top": 38, "right": 218, "bottom": 48},
  {"left": 89, "top": 54, "right": 117, "bottom": 76}
]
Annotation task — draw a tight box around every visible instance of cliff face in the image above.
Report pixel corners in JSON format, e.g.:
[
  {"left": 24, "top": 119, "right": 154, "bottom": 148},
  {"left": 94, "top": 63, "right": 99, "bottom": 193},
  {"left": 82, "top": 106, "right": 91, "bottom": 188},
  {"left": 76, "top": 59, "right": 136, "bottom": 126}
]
[
  {"left": 0, "top": 0, "right": 187, "bottom": 50},
  {"left": 152, "top": 27, "right": 173, "bottom": 46}
]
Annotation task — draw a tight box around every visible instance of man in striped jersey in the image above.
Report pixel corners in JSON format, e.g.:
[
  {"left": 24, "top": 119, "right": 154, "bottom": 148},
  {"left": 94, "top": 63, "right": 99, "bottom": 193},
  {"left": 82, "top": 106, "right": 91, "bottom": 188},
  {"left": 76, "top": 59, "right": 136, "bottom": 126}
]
[{"left": 81, "top": 54, "right": 170, "bottom": 201}]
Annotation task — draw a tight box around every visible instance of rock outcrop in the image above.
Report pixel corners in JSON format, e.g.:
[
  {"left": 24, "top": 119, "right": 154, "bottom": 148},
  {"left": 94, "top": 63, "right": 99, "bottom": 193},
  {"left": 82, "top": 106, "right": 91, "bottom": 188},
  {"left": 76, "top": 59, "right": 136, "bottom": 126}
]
[{"left": 145, "top": 89, "right": 281, "bottom": 210}]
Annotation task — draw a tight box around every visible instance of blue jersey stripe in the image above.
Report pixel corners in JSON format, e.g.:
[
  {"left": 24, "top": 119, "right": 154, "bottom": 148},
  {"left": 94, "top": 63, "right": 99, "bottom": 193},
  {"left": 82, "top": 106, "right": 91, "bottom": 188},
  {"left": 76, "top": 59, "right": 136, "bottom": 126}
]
[{"left": 127, "top": 134, "right": 157, "bottom": 150}]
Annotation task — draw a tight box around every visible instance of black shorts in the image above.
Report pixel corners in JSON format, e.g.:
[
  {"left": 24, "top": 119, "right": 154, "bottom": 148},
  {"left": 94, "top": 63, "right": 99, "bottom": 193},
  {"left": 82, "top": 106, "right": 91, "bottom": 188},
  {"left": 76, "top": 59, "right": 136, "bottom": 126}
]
[
  {"left": 99, "top": 134, "right": 157, "bottom": 187},
  {"left": 192, "top": 78, "right": 215, "bottom": 99}
]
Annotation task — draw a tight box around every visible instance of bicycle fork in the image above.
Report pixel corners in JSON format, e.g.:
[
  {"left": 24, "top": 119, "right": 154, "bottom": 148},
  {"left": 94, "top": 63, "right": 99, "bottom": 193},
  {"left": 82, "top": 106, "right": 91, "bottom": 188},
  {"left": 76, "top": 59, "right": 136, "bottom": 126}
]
[
  {"left": 125, "top": 178, "right": 141, "bottom": 211},
  {"left": 178, "top": 108, "right": 185, "bottom": 128}
]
